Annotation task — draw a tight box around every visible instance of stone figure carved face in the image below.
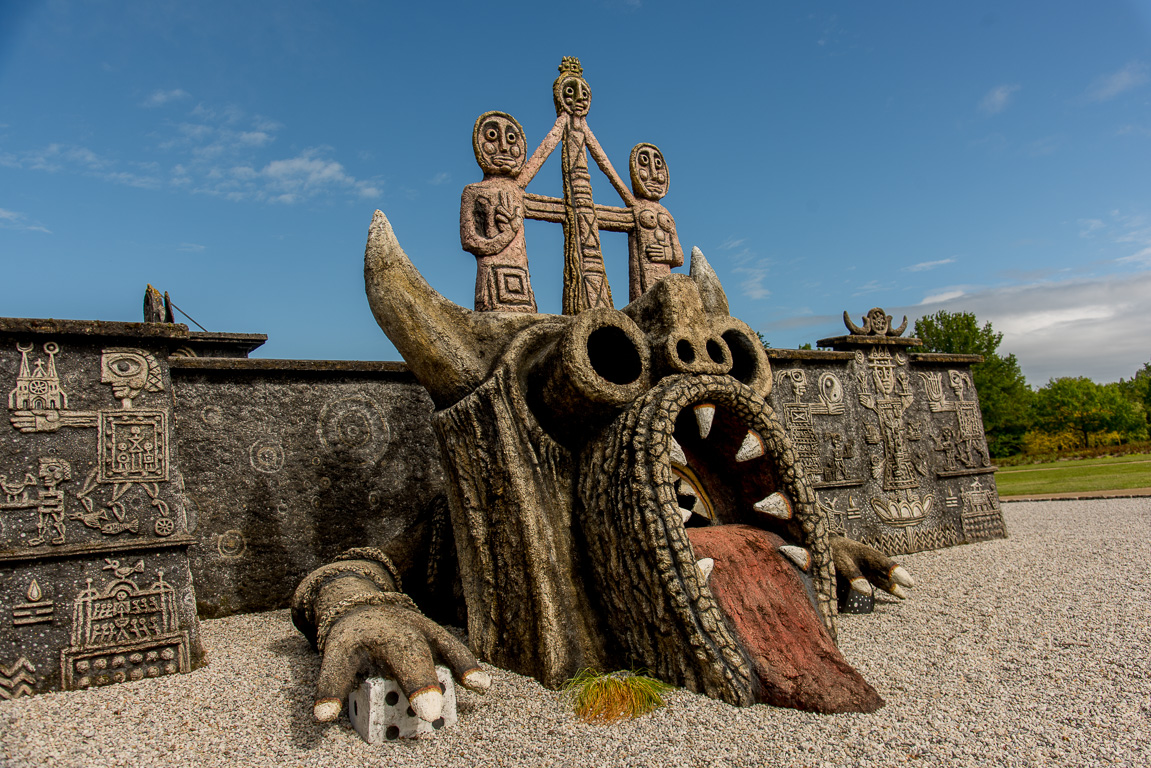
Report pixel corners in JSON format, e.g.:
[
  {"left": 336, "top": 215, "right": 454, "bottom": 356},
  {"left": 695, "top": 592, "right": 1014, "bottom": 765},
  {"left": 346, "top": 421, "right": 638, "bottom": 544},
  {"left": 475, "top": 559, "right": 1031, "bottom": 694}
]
[
  {"left": 630, "top": 143, "right": 669, "bottom": 200},
  {"left": 472, "top": 111, "right": 526, "bottom": 176},
  {"left": 554, "top": 74, "right": 592, "bottom": 117},
  {"left": 365, "top": 211, "right": 880, "bottom": 714},
  {"left": 100, "top": 348, "right": 162, "bottom": 405}
]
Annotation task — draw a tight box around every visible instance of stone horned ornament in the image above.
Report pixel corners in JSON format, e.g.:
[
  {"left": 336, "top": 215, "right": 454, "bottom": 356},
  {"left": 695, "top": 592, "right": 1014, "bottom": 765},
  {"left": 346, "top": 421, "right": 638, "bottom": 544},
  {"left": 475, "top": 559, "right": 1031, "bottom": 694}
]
[{"left": 290, "top": 210, "right": 916, "bottom": 726}]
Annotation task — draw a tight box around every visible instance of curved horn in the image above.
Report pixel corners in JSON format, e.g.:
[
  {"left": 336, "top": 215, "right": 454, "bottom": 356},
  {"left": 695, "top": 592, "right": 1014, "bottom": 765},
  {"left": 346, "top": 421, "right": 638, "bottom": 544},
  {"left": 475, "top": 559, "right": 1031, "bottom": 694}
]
[
  {"left": 843, "top": 311, "right": 867, "bottom": 335},
  {"left": 689, "top": 247, "right": 729, "bottom": 316},
  {"left": 364, "top": 210, "right": 540, "bottom": 408},
  {"left": 889, "top": 315, "right": 908, "bottom": 337}
]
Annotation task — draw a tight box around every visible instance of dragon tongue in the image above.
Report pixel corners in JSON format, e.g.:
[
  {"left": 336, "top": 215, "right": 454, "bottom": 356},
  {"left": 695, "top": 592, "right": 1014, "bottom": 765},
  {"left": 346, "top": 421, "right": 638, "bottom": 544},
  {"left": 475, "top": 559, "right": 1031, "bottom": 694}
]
[{"left": 686, "top": 524, "right": 884, "bottom": 714}]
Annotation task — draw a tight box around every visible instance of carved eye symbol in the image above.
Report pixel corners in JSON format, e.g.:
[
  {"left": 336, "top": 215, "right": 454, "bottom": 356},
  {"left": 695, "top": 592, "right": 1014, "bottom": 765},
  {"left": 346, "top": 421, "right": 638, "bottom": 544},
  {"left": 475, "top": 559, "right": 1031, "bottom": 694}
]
[
  {"left": 486, "top": 127, "right": 500, "bottom": 141},
  {"left": 506, "top": 130, "right": 517, "bottom": 144},
  {"left": 564, "top": 85, "right": 574, "bottom": 97},
  {"left": 110, "top": 359, "right": 142, "bottom": 377},
  {"left": 638, "top": 153, "right": 650, "bottom": 166},
  {"left": 653, "top": 155, "right": 664, "bottom": 170}
]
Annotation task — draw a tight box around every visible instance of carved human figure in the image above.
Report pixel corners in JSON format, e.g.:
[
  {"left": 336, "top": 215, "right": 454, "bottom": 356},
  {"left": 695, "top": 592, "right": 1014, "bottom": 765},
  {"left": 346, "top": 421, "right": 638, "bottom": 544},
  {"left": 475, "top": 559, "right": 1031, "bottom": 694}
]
[
  {"left": 627, "top": 143, "right": 684, "bottom": 301},
  {"left": 460, "top": 111, "right": 538, "bottom": 312}
]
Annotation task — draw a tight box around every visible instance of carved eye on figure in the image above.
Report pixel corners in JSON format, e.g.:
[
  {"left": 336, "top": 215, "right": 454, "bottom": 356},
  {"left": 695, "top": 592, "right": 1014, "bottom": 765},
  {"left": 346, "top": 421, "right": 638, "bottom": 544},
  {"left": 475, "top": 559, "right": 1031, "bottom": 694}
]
[
  {"left": 486, "top": 126, "right": 500, "bottom": 142},
  {"left": 506, "top": 129, "right": 518, "bottom": 144},
  {"left": 652, "top": 153, "right": 664, "bottom": 170},
  {"left": 638, "top": 152, "right": 650, "bottom": 167},
  {"left": 111, "top": 358, "right": 143, "bottom": 377}
]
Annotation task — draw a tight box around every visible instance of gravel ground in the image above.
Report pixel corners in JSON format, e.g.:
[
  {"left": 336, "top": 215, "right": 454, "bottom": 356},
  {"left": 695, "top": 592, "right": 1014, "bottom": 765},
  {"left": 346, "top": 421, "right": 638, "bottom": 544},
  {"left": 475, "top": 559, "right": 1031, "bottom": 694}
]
[{"left": 2, "top": 498, "right": 1149, "bottom": 767}]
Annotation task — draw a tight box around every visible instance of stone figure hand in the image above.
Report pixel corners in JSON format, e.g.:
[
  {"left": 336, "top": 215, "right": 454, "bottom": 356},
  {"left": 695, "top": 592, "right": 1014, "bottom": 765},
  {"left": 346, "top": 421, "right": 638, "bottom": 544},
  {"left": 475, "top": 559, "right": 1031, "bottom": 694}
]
[
  {"left": 291, "top": 549, "right": 491, "bottom": 723},
  {"left": 9, "top": 410, "right": 61, "bottom": 433},
  {"left": 492, "top": 191, "right": 520, "bottom": 235},
  {"left": 829, "top": 535, "right": 915, "bottom": 601},
  {"left": 645, "top": 242, "right": 669, "bottom": 262}
]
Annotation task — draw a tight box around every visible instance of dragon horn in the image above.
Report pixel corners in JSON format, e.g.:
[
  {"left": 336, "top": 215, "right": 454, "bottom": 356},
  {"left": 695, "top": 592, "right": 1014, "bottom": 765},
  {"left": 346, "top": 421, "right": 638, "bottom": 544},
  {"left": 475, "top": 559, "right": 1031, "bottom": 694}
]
[{"left": 363, "top": 210, "right": 539, "bottom": 408}]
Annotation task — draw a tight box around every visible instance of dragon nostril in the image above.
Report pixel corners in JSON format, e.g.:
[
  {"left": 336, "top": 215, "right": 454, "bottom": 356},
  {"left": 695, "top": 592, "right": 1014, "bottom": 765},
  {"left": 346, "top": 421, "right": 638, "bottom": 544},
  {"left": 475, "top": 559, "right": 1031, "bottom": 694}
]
[
  {"left": 676, "top": 339, "right": 695, "bottom": 364},
  {"left": 706, "top": 339, "right": 726, "bottom": 365},
  {"left": 588, "top": 326, "right": 642, "bottom": 384}
]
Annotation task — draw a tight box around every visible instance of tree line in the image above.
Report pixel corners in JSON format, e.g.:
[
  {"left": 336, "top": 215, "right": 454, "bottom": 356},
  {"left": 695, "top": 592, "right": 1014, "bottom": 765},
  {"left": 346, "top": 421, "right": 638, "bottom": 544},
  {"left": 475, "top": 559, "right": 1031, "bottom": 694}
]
[{"left": 912, "top": 311, "right": 1150, "bottom": 459}]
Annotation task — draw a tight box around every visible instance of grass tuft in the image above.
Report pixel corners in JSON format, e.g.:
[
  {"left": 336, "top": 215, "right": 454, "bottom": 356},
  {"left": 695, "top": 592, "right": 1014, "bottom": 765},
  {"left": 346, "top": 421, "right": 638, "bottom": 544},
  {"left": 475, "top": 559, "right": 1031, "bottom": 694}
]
[{"left": 563, "top": 669, "right": 673, "bottom": 724}]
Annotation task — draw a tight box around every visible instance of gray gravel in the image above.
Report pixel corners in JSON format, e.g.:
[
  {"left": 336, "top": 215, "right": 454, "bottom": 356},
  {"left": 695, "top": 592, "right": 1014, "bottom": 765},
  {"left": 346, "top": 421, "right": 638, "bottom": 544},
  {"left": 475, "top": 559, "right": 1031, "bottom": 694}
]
[{"left": 3, "top": 498, "right": 1149, "bottom": 767}]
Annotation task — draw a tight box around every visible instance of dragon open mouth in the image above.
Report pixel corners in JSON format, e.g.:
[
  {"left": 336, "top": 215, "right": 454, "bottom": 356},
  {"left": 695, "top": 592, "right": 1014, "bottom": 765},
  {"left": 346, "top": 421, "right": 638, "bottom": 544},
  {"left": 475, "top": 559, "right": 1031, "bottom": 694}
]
[{"left": 578, "top": 374, "right": 883, "bottom": 713}]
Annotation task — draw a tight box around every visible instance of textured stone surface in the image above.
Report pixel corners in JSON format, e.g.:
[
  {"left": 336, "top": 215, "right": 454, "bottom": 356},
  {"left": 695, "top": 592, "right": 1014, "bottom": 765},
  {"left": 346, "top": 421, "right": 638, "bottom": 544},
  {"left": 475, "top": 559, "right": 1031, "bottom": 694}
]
[
  {"left": 0, "top": 319, "right": 205, "bottom": 696},
  {"left": 766, "top": 311, "right": 1006, "bottom": 557},
  {"left": 170, "top": 358, "right": 451, "bottom": 620}
]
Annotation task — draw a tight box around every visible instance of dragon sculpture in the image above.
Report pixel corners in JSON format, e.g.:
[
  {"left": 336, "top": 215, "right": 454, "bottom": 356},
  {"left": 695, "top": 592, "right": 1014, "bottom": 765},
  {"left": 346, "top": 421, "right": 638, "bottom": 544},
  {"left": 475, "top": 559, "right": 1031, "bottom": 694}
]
[{"left": 289, "top": 59, "right": 915, "bottom": 727}]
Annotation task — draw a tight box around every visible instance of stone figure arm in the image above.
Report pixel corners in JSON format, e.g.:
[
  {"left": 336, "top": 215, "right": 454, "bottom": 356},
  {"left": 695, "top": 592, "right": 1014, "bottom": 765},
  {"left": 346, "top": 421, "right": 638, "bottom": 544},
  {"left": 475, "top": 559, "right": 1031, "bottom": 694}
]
[
  {"left": 291, "top": 548, "right": 490, "bottom": 723},
  {"left": 829, "top": 535, "right": 915, "bottom": 601},
  {"left": 517, "top": 115, "right": 565, "bottom": 188},
  {"left": 9, "top": 410, "right": 98, "bottom": 433},
  {"left": 460, "top": 185, "right": 519, "bottom": 257},
  {"left": 582, "top": 124, "right": 636, "bottom": 206}
]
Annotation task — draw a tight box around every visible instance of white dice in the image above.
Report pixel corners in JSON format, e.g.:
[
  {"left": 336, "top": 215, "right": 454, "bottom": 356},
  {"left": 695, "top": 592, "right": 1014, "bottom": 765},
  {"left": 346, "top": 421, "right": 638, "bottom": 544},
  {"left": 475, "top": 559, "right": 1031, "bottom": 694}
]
[{"left": 347, "top": 666, "right": 458, "bottom": 743}]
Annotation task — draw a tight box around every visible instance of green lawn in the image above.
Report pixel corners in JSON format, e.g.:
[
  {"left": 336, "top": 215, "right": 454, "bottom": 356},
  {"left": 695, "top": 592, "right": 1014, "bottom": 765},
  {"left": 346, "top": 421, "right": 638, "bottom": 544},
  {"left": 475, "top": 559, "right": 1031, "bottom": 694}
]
[{"left": 995, "top": 453, "right": 1151, "bottom": 496}]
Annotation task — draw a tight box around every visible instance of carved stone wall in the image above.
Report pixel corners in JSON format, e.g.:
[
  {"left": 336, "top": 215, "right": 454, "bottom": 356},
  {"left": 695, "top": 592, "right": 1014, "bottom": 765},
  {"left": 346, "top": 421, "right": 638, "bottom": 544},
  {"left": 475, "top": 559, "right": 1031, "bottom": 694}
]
[
  {"left": 766, "top": 341, "right": 1006, "bottom": 556},
  {"left": 0, "top": 319, "right": 206, "bottom": 697},
  {"left": 169, "top": 358, "right": 450, "bottom": 620}
]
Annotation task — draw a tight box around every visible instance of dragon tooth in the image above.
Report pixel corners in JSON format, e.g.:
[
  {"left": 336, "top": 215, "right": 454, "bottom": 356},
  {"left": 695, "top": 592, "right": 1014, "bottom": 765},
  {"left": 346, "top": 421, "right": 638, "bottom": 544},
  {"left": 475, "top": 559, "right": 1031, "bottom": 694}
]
[
  {"left": 779, "top": 545, "right": 811, "bottom": 571},
  {"left": 693, "top": 403, "right": 715, "bottom": 438},
  {"left": 753, "top": 492, "right": 792, "bottom": 520},
  {"left": 670, "top": 438, "right": 688, "bottom": 466},
  {"left": 735, "top": 431, "right": 764, "bottom": 462},
  {"left": 696, "top": 557, "right": 714, "bottom": 582},
  {"left": 678, "top": 507, "right": 693, "bottom": 524}
]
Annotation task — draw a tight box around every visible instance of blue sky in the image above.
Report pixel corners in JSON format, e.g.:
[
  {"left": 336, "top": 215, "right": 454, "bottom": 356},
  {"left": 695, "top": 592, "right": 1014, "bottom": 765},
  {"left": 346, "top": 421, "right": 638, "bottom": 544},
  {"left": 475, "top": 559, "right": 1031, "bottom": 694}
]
[{"left": 2, "top": 1, "right": 1149, "bottom": 384}]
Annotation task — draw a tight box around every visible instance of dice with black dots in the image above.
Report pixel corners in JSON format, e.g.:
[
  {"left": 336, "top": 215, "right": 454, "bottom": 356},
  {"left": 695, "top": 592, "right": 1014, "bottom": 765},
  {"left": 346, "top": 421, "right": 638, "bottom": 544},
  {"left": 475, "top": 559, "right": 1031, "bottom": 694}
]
[{"left": 347, "top": 666, "right": 458, "bottom": 743}]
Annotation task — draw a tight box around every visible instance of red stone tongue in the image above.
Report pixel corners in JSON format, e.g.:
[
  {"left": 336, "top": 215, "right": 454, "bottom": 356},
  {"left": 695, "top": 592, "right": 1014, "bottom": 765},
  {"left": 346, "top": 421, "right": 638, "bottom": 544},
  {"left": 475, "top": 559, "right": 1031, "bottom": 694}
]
[{"left": 687, "top": 524, "right": 884, "bottom": 713}]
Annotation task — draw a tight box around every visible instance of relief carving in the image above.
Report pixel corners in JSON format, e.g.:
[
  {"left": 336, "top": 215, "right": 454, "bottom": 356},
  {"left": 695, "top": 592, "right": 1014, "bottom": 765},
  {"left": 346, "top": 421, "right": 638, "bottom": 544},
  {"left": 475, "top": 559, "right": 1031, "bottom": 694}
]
[
  {"left": 921, "top": 370, "right": 992, "bottom": 474},
  {"left": 62, "top": 558, "right": 189, "bottom": 690},
  {"left": 6, "top": 345, "right": 176, "bottom": 542}
]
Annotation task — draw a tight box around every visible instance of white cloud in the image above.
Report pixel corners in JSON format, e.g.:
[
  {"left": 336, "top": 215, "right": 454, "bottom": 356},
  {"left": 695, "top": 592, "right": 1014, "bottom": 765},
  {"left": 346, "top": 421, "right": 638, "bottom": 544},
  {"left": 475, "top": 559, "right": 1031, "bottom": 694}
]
[
  {"left": 904, "top": 258, "right": 954, "bottom": 272},
  {"left": 851, "top": 279, "right": 887, "bottom": 296},
  {"left": 144, "top": 89, "right": 190, "bottom": 107},
  {"left": 1086, "top": 61, "right": 1148, "bottom": 102},
  {"left": 176, "top": 242, "right": 205, "bottom": 252},
  {"left": 732, "top": 255, "right": 771, "bottom": 300},
  {"left": 719, "top": 236, "right": 746, "bottom": 251},
  {"left": 428, "top": 172, "right": 451, "bottom": 186},
  {"left": 1078, "top": 218, "right": 1105, "bottom": 237},
  {"left": 3, "top": 99, "right": 378, "bottom": 205},
  {"left": 979, "top": 84, "right": 1020, "bottom": 115},
  {"left": 919, "top": 289, "right": 965, "bottom": 305},
  {"left": 895, "top": 271, "right": 1151, "bottom": 383},
  {"left": 0, "top": 208, "right": 51, "bottom": 234}
]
